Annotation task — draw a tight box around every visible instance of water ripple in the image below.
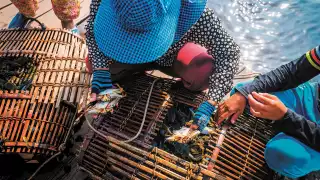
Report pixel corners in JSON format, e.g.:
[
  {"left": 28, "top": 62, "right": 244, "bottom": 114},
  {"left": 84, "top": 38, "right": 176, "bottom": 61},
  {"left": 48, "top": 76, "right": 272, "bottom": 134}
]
[{"left": 207, "top": 0, "right": 320, "bottom": 73}]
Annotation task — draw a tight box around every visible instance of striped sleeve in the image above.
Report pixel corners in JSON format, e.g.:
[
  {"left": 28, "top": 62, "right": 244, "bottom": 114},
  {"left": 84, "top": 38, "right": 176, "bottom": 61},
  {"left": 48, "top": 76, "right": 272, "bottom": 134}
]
[
  {"left": 236, "top": 45, "right": 320, "bottom": 96},
  {"left": 306, "top": 46, "right": 320, "bottom": 71}
]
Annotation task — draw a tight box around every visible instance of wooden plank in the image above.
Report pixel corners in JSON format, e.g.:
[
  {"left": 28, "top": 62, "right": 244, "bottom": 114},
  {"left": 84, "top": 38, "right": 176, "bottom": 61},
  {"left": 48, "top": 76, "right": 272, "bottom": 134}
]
[
  {"left": 30, "top": 0, "right": 55, "bottom": 28},
  {"left": 0, "top": 0, "right": 12, "bottom": 8},
  {"left": 36, "top": 0, "right": 88, "bottom": 29},
  {"left": 0, "top": 0, "right": 46, "bottom": 28},
  {"left": 34, "top": 0, "right": 52, "bottom": 18},
  {"left": 74, "top": 0, "right": 91, "bottom": 24},
  {"left": 0, "top": 3, "right": 18, "bottom": 28}
]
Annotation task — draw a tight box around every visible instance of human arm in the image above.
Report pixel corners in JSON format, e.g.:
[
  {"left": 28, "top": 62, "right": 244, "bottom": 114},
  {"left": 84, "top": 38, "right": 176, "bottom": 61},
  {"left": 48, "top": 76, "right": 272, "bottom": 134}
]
[
  {"left": 85, "top": 0, "right": 114, "bottom": 100},
  {"left": 274, "top": 109, "right": 320, "bottom": 152},
  {"left": 217, "top": 45, "right": 320, "bottom": 124},
  {"left": 248, "top": 92, "right": 320, "bottom": 152},
  {"left": 236, "top": 46, "right": 320, "bottom": 97},
  {"left": 204, "top": 9, "right": 241, "bottom": 104},
  {"left": 189, "top": 9, "right": 240, "bottom": 130}
]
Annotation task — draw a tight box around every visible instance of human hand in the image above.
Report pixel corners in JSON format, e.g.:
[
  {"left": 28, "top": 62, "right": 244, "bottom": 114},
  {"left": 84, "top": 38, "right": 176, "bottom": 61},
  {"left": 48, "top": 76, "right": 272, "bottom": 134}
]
[
  {"left": 216, "top": 92, "right": 246, "bottom": 125},
  {"left": 248, "top": 92, "right": 287, "bottom": 120},
  {"left": 91, "top": 70, "right": 113, "bottom": 102}
]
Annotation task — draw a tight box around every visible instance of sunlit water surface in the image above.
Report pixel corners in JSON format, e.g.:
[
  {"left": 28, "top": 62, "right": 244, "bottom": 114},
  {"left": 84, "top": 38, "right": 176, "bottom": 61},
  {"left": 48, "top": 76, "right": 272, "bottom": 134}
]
[{"left": 207, "top": 0, "right": 320, "bottom": 74}]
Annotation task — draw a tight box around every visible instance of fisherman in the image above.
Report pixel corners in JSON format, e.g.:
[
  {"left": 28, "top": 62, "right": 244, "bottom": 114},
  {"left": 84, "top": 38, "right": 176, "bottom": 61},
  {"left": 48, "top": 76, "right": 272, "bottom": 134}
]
[
  {"left": 8, "top": 0, "right": 80, "bottom": 33},
  {"left": 217, "top": 45, "right": 320, "bottom": 178},
  {"left": 86, "top": 0, "right": 240, "bottom": 133}
]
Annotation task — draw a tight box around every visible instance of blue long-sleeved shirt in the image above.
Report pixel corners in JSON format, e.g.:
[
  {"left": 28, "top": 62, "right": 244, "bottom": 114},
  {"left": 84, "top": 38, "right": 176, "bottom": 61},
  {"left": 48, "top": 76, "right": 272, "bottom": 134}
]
[{"left": 236, "top": 46, "right": 320, "bottom": 152}]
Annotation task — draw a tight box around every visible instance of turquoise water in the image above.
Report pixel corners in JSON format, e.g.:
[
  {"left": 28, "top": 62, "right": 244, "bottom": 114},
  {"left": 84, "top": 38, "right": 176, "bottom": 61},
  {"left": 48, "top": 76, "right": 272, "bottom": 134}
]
[{"left": 207, "top": 0, "right": 320, "bottom": 73}]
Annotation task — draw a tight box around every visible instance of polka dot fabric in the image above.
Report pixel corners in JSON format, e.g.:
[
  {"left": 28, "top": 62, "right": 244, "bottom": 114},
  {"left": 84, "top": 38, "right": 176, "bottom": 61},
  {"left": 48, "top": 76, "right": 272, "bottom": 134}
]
[
  {"left": 174, "top": 0, "right": 207, "bottom": 42},
  {"left": 86, "top": 1, "right": 240, "bottom": 102}
]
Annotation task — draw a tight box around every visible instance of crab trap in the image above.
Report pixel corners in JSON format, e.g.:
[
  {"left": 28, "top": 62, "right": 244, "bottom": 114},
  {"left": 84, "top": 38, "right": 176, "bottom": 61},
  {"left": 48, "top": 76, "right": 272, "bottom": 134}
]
[
  {"left": 78, "top": 74, "right": 275, "bottom": 180},
  {"left": 0, "top": 28, "right": 91, "bottom": 162}
]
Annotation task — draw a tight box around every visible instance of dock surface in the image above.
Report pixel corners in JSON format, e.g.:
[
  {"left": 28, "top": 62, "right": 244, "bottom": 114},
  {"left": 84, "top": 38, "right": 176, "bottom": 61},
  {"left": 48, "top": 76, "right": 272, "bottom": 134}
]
[{"left": 0, "top": 0, "right": 90, "bottom": 33}]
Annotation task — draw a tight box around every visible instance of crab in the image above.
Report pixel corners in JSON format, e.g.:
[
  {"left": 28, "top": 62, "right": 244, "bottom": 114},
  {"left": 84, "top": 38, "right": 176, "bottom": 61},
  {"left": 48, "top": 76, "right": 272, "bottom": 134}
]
[
  {"left": 165, "top": 126, "right": 215, "bottom": 144},
  {"left": 88, "top": 84, "right": 126, "bottom": 115}
]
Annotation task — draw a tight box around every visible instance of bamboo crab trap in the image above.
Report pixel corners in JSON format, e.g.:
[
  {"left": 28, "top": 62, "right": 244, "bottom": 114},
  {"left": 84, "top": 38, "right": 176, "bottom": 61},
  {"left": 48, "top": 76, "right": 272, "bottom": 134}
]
[
  {"left": 0, "top": 29, "right": 91, "bottom": 161},
  {"left": 78, "top": 74, "right": 275, "bottom": 180}
]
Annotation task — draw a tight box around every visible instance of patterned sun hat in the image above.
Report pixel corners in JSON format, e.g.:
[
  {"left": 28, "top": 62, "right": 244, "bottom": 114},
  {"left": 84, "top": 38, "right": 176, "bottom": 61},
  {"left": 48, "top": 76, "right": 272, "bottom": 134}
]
[
  {"left": 174, "top": 0, "right": 207, "bottom": 42},
  {"left": 94, "top": 0, "right": 206, "bottom": 64}
]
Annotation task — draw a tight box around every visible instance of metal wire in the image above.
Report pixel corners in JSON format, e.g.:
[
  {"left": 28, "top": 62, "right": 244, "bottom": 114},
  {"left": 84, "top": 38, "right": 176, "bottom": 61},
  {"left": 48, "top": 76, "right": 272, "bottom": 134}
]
[
  {"left": 86, "top": 78, "right": 159, "bottom": 143},
  {"left": 27, "top": 152, "right": 62, "bottom": 180},
  {"left": 27, "top": 102, "right": 78, "bottom": 180}
]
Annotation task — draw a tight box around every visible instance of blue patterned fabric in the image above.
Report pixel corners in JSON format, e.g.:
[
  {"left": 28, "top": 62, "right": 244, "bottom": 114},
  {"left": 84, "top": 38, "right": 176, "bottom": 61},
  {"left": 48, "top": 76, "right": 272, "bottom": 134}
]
[
  {"left": 193, "top": 101, "right": 216, "bottom": 131},
  {"left": 94, "top": 0, "right": 206, "bottom": 64},
  {"left": 174, "top": 0, "right": 207, "bottom": 42},
  {"left": 91, "top": 70, "right": 113, "bottom": 94}
]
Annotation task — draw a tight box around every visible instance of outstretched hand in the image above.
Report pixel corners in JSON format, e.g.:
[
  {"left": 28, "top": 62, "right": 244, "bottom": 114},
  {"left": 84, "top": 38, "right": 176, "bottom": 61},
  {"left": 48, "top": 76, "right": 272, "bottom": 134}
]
[
  {"left": 248, "top": 92, "right": 287, "bottom": 121},
  {"left": 216, "top": 92, "right": 246, "bottom": 125}
]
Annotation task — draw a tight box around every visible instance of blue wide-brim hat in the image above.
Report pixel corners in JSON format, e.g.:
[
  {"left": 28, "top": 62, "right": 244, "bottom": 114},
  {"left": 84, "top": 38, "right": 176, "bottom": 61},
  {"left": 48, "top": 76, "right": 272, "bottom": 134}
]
[
  {"left": 94, "top": 0, "right": 207, "bottom": 64},
  {"left": 265, "top": 133, "right": 320, "bottom": 178}
]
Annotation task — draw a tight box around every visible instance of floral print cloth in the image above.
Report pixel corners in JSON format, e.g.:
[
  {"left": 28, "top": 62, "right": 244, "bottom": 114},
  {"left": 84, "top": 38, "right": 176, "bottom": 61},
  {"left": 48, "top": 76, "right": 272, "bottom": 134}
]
[{"left": 10, "top": 0, "right": 80, "bottom": 21}]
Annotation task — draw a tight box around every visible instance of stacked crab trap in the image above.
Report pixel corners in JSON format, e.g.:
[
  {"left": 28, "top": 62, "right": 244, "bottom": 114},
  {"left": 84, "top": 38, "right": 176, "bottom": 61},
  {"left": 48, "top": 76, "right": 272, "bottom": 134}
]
[
  {"left": 78, "top": 74, "right": 275, "bottom": 180},
  {"left": 0, "top": 29, "right": 91, "bottom": 162}
]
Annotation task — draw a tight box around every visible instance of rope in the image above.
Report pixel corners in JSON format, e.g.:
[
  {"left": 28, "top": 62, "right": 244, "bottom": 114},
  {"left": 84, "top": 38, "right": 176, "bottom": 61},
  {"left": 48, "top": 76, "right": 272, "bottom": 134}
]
[
  {"left": 151, "top": 147, "right": 158, "bottom": 180},
  {"left": 186, "top": 162, "right": 193, "bottom": 180}
]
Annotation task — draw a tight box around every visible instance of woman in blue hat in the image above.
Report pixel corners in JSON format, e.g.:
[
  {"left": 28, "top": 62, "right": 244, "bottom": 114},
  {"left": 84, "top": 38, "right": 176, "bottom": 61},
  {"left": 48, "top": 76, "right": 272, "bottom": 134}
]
[
  {"left": 217, "top": 45, "right": 320, "bottom": 178},
  {"left": 85, "top": 0, "right": 240, "bottom": 133}
]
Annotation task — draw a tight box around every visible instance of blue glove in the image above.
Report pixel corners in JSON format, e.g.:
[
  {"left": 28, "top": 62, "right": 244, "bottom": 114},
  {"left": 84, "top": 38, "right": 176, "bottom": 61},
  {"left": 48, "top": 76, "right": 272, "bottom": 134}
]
[
  {"left": 193, "top": 101, "right": 216, "bottom": 131},
  {"left": 91, "top": 70, "right": 113, "bottom": 94}
]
